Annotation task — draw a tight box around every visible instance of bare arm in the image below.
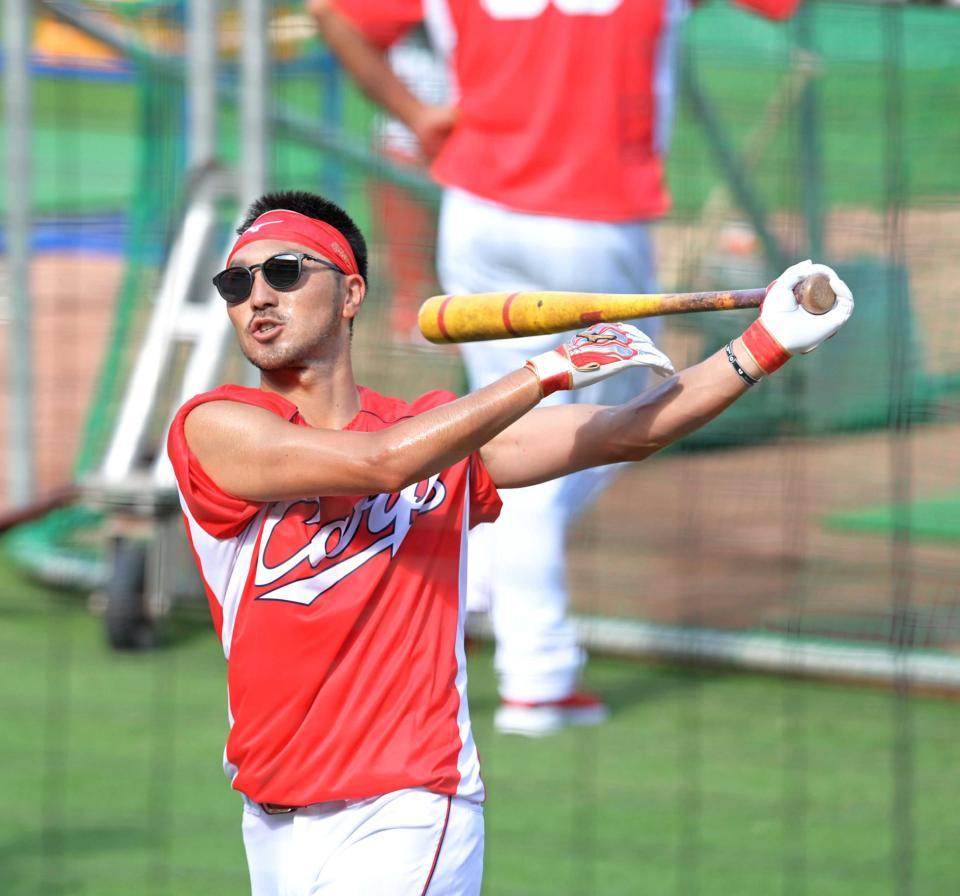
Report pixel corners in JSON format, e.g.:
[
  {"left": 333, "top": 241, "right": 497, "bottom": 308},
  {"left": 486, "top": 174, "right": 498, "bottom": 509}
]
[
  {"left": 480, "top": 336, "right": 758, "bottom": 489},
  {"left": 481, "top": 259, "right": 855, "bottom": 488},
  {"left": 184, "top": 369, "right": 541, "bottom": 502},
  {"left": 183, "top": 306, "right": 677, "bottom": 504},
  {"left": 306, "top": 0, "right": 457, "bottom": 158}
]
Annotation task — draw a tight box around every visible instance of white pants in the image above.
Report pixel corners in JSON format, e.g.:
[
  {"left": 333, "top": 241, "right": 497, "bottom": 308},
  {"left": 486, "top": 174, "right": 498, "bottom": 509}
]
[
  {"left": 242, "top": 788, "right": 484, "bottom": 896},
  {"left": 437, "top": 187, "right": 660, "bottom": 703}
]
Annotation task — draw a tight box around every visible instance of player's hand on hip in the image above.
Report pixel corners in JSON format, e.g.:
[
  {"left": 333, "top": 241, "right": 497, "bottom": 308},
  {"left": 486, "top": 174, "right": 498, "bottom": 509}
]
[
  {"left": 741, "top": 260, "right": 854, "bottom": 375},
  {"left": 411, "top": 103, "right": 459, "bottom": 160},
  {"left": 525, "top": 322, "right": 675, "bottom": 397}
]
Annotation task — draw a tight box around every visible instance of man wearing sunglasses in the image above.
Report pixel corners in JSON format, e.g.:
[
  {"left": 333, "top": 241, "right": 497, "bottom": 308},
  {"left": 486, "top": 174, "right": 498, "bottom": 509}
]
[{"left": 167, "top": 189, "right": 852, "bottom": 896}]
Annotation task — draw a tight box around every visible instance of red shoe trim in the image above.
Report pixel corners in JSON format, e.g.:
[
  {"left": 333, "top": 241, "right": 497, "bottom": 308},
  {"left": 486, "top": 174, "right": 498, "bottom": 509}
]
[{"left": 501, "top": 691, "right": 604, "bottom": 710}]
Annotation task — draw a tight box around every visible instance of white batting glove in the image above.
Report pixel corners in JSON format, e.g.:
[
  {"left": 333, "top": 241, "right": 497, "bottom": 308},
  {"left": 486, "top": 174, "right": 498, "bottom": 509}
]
[
  {"left": 525, "top": 322, "right": 675, "bottom": 397},
  {"left": 742, "top": 260, "right": 854, "bottom": 375}
]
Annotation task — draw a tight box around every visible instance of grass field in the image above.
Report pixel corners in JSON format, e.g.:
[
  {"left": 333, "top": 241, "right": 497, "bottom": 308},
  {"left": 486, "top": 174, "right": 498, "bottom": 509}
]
[{"left": 1, "top": 555, "right": 958, "bottom": 896}]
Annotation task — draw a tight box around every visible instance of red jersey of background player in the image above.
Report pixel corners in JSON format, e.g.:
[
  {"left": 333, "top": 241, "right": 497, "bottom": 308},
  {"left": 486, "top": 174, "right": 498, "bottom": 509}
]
[
  {"left": 167, "top": 384, "right": 501, "bottom": 807},
  {"left": 332, "top": 0, "right": 799, "bottom": 221}
]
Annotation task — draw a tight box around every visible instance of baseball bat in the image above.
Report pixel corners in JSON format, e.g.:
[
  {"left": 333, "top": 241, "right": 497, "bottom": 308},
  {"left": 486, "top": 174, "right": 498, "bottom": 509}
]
[{"left": 418, "top": 272, "right": 836, "bottom": 344}]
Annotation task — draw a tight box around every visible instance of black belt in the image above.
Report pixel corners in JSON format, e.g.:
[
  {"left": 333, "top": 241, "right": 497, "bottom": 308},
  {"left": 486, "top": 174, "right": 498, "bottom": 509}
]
[{"left": 260, "top": 802, "right": 300, "bottom": 815}]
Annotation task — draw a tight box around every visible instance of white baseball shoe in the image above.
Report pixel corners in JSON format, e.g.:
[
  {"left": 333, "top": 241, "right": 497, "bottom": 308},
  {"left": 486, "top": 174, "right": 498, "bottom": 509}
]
[{"left": 494, "top": 690, "right": 609, "bottom": 737}]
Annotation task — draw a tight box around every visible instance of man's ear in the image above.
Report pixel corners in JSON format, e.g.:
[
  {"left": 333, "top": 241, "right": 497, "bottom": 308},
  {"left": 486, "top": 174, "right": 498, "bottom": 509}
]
[{"left": 341, "top": 274, "right": 365, "bottom": 321}]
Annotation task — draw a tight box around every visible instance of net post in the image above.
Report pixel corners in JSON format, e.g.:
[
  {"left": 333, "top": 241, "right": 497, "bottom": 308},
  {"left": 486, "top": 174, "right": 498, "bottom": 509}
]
[
  {"left": 240, "top": 0, "right": 269, "bottom": 202},
  {"left": 3, "top": 0, "right": 35, "bottom": 504},
  {"left": 186, "top": 0, "right": 218, "bottom": 170}
]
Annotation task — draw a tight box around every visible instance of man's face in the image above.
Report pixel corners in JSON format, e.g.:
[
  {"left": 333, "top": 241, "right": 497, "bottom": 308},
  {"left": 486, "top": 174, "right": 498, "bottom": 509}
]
[{"left": 224, "top": 239, "right": 357, "bottom": 371}]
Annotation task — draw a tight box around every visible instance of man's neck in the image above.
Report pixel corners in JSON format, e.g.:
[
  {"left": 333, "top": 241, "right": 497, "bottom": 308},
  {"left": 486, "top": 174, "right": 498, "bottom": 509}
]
[{"left": 259, "top": 361, "right": 362, "bottom": 430}]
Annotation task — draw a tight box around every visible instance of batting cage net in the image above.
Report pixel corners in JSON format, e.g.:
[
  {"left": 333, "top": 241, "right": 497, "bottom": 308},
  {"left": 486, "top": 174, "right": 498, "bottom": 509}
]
[{"left": 0, "top": 1, "right": 958, "bottom": 893}]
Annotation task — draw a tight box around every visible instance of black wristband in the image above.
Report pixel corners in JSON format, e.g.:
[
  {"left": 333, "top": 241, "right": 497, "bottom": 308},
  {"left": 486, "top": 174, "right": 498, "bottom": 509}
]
[{"left": 725, "top": 341, "right": 760, "bottom": 387}]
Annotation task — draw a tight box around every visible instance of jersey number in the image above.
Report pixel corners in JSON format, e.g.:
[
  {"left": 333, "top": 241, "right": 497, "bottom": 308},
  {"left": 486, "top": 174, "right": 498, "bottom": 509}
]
[{"left": 481, "top": 0, "right": 623, "bottom": 19}]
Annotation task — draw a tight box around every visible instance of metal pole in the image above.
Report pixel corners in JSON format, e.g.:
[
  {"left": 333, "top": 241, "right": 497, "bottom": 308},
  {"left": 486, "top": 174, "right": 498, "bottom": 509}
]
[
  {"left": 186, "top": 0, "right": 218, "bottom": 169},
  {"left": 796, "top": 0, "right": 824, "bottom": 260},
  {"left": 240, "top": 0, "right": 268, "bottom": 201},
  {"left": 4, "top": 0, "right": 35, "bottom": 503}
]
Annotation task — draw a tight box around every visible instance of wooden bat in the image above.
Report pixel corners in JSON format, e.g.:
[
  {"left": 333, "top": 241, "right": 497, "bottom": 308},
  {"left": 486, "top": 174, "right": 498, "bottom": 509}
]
[{"left": 418, "top": 272, "right": 836, "bottom": 344}]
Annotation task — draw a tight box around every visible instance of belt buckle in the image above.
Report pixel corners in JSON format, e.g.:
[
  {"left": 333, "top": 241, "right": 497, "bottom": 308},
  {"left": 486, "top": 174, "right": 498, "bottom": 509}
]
[{"left": 260, "top": 802, "right": 298, "bottom": 816}]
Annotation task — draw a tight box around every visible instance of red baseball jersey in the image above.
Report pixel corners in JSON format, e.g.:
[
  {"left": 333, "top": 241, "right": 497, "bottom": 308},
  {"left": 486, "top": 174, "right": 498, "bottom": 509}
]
[
  {"left": 332, "top": 0, "right": 799, "bottom": 221},
  {"left": 167, "top": 384, "right": 501, "bottom": 806}
]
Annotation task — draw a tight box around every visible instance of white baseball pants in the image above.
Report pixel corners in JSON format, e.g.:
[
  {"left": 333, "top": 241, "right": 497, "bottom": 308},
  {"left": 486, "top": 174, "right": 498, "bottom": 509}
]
[
  {"left": 242, "top": 788, "right": 483, "bottom": 896},
  {"left": 438, "top": 187, "right": 660, "bottom": 703}
]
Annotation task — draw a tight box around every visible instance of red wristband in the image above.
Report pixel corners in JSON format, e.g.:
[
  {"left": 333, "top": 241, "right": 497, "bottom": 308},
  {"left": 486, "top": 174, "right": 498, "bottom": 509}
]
[{"left": 741, "top": 320, "right": 790, "bottom": 375}]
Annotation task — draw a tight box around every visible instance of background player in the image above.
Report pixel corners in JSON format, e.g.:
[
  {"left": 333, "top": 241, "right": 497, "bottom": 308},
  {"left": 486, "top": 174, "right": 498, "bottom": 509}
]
[
  {"left": 308, "top": 0, "right": 802, "bottom": 735},
  {"left": 167, "top": 188, "right": 851, "bottom": 895},
  {"left": 366, "top": 24, "right": 452, "bottom": 343}
]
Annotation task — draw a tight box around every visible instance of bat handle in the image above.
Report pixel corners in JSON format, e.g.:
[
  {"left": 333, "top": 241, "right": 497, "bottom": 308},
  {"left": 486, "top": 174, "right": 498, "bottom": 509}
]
[{"left": 793, "top": 271, "right": 836, "bottom": 315}]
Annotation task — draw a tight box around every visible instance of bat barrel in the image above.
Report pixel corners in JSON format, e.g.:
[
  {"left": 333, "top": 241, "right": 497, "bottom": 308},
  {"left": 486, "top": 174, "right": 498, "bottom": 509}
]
[{"left": 418, "top": 289, "right": 767, "bottom": 344}]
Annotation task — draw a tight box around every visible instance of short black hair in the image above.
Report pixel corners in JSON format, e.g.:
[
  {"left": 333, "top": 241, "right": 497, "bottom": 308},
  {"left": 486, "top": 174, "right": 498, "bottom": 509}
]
[{"left": 237, "top": 190, "right": 368, "bottom": 283}]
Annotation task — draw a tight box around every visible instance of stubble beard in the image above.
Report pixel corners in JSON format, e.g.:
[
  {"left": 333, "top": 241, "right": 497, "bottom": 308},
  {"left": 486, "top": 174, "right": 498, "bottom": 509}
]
[
  {"left": 239, "top": 279, "right": 349, "bottom": 372},
  {"left": 243, "top": 319, "right": 341, "bottom": 371}
]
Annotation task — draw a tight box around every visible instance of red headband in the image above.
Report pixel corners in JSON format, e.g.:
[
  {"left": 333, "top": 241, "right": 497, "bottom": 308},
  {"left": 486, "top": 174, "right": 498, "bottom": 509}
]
[{"left": 227, "top": 209, "right": 359, "bottom": 276}]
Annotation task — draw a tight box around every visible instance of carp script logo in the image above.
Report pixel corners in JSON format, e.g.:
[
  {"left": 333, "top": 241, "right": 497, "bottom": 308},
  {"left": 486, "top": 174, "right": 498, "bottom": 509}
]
[{"left": 254, "top": 475, "right": 447, "bottom": 605}]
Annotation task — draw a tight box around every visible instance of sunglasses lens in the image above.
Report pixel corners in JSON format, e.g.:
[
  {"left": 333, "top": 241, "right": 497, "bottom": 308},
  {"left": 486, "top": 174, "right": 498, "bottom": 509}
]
[
  {"left": 262, "top": 255, "right": 302, "bottom": 290},
  {"left": 215, "top": 268, "right": 253, "bottom": 303}
]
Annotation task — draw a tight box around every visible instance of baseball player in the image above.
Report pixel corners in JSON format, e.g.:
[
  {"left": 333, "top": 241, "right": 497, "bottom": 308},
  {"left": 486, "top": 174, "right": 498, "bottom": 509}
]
[
  {"left": 166, "top": 189, "right": 851, "bottom": 895},
  {"left": 309, "top": 0, "right": 802, "bottom": 735}
]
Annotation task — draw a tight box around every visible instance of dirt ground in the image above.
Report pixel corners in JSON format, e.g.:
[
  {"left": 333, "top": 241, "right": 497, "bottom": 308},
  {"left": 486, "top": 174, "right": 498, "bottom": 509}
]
[
  {"left": 0, "top": 252, "right": 124, "bottom": 499},
  {"left": 1, "top": 205, "right": 957, "bottom": 654},
  {"left": 566, "top": 421, "right": 960, "bottom": 651}
]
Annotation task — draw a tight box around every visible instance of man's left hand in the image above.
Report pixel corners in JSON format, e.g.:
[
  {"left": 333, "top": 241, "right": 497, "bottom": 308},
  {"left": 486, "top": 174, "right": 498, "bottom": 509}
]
[{"left": 526, "top": 322, "right": 675, "bottom": 397}]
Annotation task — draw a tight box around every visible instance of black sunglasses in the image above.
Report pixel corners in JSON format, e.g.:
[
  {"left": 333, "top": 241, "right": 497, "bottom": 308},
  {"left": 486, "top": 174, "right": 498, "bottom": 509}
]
[{"left": 212, "top": 252, "right": 344, "bottom": 304}]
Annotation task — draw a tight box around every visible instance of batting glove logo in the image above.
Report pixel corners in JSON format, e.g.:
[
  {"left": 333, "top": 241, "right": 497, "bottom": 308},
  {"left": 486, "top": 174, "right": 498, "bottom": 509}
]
[{"left": 567, "top": 324, "right": 640, "bottom": 371}]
